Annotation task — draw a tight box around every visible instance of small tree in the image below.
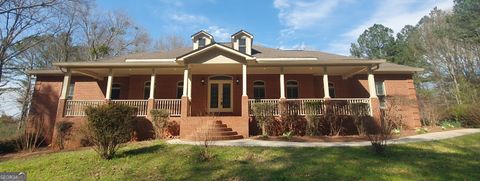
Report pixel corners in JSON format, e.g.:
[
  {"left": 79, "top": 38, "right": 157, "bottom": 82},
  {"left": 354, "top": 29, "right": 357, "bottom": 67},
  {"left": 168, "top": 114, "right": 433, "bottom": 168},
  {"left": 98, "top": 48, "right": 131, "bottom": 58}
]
[
  {"left": 252, "top": 102, "right": 276, "bottom": 136},
  {"left": 85, "top": 104, "right": 136, "bottom": 159},
  {"left": 366, "top": 96, "right": 405, "bottom": 155},
  {"left": 150, "top": 109, "right": 170, "bottom": 139},
  {"left": 55, "top": 120, "right": 74, "bottom": 150}
]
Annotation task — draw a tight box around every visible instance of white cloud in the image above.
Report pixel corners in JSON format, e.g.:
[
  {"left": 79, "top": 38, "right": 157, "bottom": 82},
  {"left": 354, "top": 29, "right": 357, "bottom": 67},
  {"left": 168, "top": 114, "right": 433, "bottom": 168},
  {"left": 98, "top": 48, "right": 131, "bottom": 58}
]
[
  {"left": 326, "top": 0, "right": 454, "bottom": 55},
  {"left": 207, "top": 26, "right": 230, "bottom": 42},
  {"left": 274, "top": 0, "right": 342, "bottom": 31},
  {"left": 169, "top": 12, "right": 209, "bottom": 24}
]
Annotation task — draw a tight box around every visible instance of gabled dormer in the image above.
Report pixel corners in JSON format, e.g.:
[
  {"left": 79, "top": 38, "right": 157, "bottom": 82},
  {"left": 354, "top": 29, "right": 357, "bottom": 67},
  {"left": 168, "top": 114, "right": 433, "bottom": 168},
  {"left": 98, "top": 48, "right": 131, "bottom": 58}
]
[
  {"left": 191, "top": 30, "right": 214, "bottom": 50},
  {"left": 231, "top": 30, "right": 254, "bottom": 55}
]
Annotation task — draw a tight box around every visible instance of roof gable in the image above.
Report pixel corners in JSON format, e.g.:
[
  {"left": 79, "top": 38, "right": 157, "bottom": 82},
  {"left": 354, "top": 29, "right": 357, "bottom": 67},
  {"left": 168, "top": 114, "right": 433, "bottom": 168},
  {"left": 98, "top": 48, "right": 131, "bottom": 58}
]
[{"left": 176, "top": 43, "right": 254, "bottom": 64}]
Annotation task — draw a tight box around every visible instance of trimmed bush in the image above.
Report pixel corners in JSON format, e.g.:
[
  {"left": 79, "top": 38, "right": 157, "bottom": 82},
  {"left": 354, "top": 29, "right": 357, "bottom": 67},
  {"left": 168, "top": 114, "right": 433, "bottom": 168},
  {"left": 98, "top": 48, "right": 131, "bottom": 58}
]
[
  {"left": 251, "top": 102, "right": 276, "bottom": 136},
  {"left": 85, "top": 104, "right": 136, "bottom": 159},
  {"left": 55, "top": 120, "right": 74, "bottom": 150},
  {"left": 280, "top": 100, "right": 305, "bottom": 135},
  {"left": 150, "top": 109, "right": 170, "bottom": 139}
]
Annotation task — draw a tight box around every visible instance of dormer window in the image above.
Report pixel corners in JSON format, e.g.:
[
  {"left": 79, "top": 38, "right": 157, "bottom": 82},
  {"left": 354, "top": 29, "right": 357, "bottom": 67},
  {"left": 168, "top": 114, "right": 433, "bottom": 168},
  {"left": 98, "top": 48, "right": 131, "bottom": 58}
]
[
  {"left": 198, "top": 38, "right": 206, "bottom": 48},
  {"left": 231, "top": 30, "right": 253, "bottom": 55},
  {"left": 239, "top": 37, "right": 246, "bottom": 53},
  {"left": 191, "top": 30, "right": 214, "bottom": 50}
]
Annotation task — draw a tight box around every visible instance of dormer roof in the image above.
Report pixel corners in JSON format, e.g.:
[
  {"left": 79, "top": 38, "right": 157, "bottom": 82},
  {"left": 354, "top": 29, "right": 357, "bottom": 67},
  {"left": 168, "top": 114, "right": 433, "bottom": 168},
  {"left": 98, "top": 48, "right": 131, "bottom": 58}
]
[
  {"left": 191, "top": 30, "right": 214, "bottom": 40},
  {"left": 231, "top": 30, "right": 254, "bottom": 39}
]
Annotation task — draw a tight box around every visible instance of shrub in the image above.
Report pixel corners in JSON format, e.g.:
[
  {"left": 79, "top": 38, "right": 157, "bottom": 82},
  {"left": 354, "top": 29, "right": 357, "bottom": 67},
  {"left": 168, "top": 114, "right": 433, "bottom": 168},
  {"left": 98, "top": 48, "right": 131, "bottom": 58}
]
[
  {"left": 452, "top": 104, "right": 480, "bottom": 128},
  {"left": 17, "top": 116, "right": 46, "bottom": 152},
  {"left": 325, "top": 101, "right": 345, "bottom": 136},
  {"left": 55, "top": 120, "right": 74, "bottom": 150},
  {"left": 85, "top": 104, "right": 136, "bottom": 159},
  {"left": 150, "top": 109, "right": 170, "bottom": 139},
  {"left": 280, "top": 100, "right": 305, "bottom": 135},
  {"left": 281, "top": 131, "right": 293, "bottom": 141},
  {"left": 365, "top": 96, "right": 405, "bottom": 155},
  {"left": 438, "top": 119, "right": 461, "bottom": 130},
  {"left": 0, "top": 138, "right": 19, "bottom": 154},
  {"left": 304, "top": 101, "right": 322, "bottom": 136},
  {"left": 252, "top": 102, "right": 276, "bottom": 136},
  {"left": 351, "top": 103, "right": 370, "bottom": 136},
  {"left": 415, "top": 127, "right": 429, "bottom": 134}
]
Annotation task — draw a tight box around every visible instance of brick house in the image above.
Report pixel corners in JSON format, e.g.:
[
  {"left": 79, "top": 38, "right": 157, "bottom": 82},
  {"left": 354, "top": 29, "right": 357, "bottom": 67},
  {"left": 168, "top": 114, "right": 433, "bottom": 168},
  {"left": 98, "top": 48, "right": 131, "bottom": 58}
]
[{"left": 28, "top": 30, "right": 422, "bottom": 144}]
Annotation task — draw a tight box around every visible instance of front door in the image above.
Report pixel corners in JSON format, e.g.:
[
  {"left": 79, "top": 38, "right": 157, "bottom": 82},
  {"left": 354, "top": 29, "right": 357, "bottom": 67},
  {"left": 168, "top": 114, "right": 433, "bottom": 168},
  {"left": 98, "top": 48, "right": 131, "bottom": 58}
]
[{"left": 208, "top": 80, "right": 233, "bottom": 112}]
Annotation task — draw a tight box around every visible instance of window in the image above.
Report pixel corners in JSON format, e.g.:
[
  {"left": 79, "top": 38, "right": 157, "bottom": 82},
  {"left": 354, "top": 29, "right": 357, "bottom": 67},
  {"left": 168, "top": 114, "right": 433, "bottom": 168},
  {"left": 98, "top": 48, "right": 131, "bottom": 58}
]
[
  {"left": 375, "top": 81, "right": 386, "bottom": 108},
  {"left": 176, "top": 81, "right": 184, "bottom": 99},
  {"left": 144, "top": 81, "right": 150, "bottom": 99},
  {"left": 253, "top": 81, "right": 265, "bottom": 99},
  {"left": 239, "top": 37, "right": 246, "bottom": 53},
  {"left": 67, "top": 82, "right": 75, "bottom": 100},
  {"left": 198, "top": 38, "right": 206, "bottom": 48},
  {"left": 328, "top": 82, "right": 336, "bottom": 98},
  {"left": 111, "top": 84, "right": 121, "bottom": 100},
  {"left": 286, "top": 80, "right": 299, "bottom": 99}
]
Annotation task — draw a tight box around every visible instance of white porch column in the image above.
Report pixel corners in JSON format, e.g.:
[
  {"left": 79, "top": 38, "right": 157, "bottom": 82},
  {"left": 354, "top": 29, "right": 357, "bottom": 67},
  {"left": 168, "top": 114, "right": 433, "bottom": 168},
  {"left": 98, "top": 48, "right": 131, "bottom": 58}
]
[
  {"left": 182, "top": 66, "right": 189, "bottom": 97},
  {"left": 242, "top": 64, "right": 247, "bottom": 96},
  {"left": 280, "top": 67, "right": 285, "bottom": 99},
  {"left": 149, "top": 69, "right": 156, "bottom": 99},
  {"left": 323, "top": 67, "right": 330, "bottom": 98},
  {"left": 368, "top": 69, "right": 377, "bottom": 98},
  {"left": 106, "top": 69, "right": 113, "bottom": 99},
  {"left": 187, "top": 70, "right": 192, "bottom": 99},
  {"left": 60, "top": 69, "right": 72, "bottom": 99}
]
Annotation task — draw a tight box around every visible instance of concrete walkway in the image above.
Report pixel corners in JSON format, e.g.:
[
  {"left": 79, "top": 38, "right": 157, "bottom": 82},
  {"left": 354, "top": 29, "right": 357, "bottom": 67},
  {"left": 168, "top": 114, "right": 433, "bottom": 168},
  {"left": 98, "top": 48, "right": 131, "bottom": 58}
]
[{"left": 166, "top": 129, "right": 480, "bottom": 148}]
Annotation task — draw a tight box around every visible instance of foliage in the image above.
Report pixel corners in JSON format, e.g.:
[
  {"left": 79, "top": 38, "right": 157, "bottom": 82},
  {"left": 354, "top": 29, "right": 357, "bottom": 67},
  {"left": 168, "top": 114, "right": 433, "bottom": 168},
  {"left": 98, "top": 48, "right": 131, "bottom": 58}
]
[
  {"left": 452, "top": 103, "right": 480, "bottom": 128},
  {"left": 350, "top": 24, "right": 396, "bottom": 61},
  {"left": 325, "top": 101, "right": 345, "bottom": 136},
  {"left": 280, "top": 100, "right": 305, "bottom": 136},
  {"left": 281, "top": 131, "right": 293, "bottom": 141},
  {"left": 55, "top": 120, "right": 74, "bottom": 150},
  {"left": 251, "top": 102, "right": 276, "bottom": 136},
  {"left": 415, "top": 127, "right": 430, "bottom": 134},
  {"left": 150, "top": 109, "right": 170, "bottom": 139},
  {"left": 0, "top": 115, "right": 18, "bottom": 140},
  {"left": 84, "top": 104, "right": 136, "bottom": 159},
  {"left": 304, "top": 101, "right": 322, "bottom": 136},
  {"left": 350, "top": 103, "right": 370, "bottom": 135},
  {"left": 16, "top": 116, "right": 46, "bottom": 152},
  {"left": 2, "top": 134, "right": 480, "bottom": 180},
  {"left": 439, "top": 120, "right": 461, "bottom": 130}
]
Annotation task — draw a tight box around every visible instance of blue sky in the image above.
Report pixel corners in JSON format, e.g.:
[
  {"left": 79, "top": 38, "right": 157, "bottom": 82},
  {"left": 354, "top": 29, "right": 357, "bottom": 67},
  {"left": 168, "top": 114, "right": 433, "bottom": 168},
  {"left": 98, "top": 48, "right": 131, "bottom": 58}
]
[{"left": 97, "top": 0, "right": 453, "bottom": 55}]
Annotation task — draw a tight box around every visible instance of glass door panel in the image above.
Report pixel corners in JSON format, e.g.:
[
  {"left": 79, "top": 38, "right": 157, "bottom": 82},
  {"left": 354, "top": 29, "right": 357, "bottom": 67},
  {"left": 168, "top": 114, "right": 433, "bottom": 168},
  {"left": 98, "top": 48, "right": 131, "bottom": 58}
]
[
  {"left": 210, "top": 83, "right": 218, "bottom": 108},
  {"left": 222, "top": 83, "right": 231, "bottom": 108}
]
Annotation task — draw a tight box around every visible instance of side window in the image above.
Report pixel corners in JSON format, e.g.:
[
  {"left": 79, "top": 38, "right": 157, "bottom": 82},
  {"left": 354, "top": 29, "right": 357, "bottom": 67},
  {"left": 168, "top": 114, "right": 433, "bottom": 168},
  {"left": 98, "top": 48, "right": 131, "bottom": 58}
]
[
  {"left": 375, "top": 81, "right": 386, "bottom": 108},
  {"left": 286, "top": 80, "right": 299, "bottom": 99},
  {"left": 67, "top": 82, "right": 75, "bottom": 100},
  {"left": 144, "top": 81, "right": 150, "bottom": 99},
  {"left": 111, "top": 84, "right": 121, "bottom": 100},
  {"left": 328, "top": 82, "right": 336, "bottom": 98},
  {"left": 253, "top": 81, "right": 265, "bottom": 99},
  {"left": 176, "top": 81, "right": 184, "bottom": 99}
]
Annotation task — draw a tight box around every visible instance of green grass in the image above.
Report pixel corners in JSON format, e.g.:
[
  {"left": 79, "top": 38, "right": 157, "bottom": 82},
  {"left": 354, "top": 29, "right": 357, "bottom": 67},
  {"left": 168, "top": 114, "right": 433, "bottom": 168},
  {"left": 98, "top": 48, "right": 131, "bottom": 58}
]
[{"left": 1, "top": 134, "right": 480, "bottom": 180}]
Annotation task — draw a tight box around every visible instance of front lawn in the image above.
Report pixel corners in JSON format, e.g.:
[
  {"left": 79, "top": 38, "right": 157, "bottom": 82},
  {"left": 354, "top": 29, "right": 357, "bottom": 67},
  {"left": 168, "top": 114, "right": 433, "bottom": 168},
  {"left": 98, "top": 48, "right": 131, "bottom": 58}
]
[{"left": 1, "top": 133, "right": 479, "bottom": 180}]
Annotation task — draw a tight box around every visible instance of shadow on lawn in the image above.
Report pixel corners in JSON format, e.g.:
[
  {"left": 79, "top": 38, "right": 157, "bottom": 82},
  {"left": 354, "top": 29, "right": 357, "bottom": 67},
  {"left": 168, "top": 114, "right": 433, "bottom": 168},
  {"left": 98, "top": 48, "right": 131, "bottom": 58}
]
[
  {"left": 117, "top": 144, "right": 165, "bottom": 158},
  {"left": 177, "top": 141, "right": 480, "bottom": 180}
]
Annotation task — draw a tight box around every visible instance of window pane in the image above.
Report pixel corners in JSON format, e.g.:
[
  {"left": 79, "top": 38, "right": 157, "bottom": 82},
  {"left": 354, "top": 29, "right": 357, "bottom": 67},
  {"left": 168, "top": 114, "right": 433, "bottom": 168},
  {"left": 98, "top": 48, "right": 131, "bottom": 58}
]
[
  {"left": 222, "top": 83, "right": 231, "bottom": 108},
  {"left": 329, "top": 88, "right": 336, "bottom": 98},
  {"left": 210, "top": 84, "right": 218, "bottom": 108},
  {"left": 144, "top": 88, "right": 150, "bottom": 99},
  {"left": 239, "top": 47, "right": 246, "bottom": 53},
  {"left": 111, "top": 84, "right": 121, "bottom": 100},
  {"left": 199, "top": 38, "right": 206, "bottom": 47},
  {"left": 177, "top": 81, "right": 183, "bottom": 99},
  {"left": 287, "top": 87, "right": 298, "bottom": 99},
  {"left": 375, "top": 82, "right": 385, "bottom": 95},
  {"left": 253, "top": 87, "right": 265, "bottom": 99},
  {"left": 67, "top": 82, "right": 75, "bottom": 100}
]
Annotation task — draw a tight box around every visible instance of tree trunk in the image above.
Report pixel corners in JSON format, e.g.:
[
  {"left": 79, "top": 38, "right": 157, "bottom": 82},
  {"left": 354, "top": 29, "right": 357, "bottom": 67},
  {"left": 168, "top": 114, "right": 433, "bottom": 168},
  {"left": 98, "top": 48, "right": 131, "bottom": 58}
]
[{"left": 0, "top": 60, "right": 4, "bottom": 83}]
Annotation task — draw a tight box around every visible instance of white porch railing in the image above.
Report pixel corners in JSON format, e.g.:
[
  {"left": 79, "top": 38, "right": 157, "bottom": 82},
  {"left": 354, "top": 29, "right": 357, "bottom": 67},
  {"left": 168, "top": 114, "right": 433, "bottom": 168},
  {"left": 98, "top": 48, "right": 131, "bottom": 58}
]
[
  {"left": 154, "top": 99, "right": 181, "bottom": 116},
  {"left": 64, "top": 100, "right": 104, "bottom": 116},
  {"left": 248, "top": 98, "right": 372, "bottom": 116},
  {"left": 111, "top": 100, "right": 148, "bottom": 116},
  {"left": 248, "top": 99, "right": 280, "bottom": 116}
]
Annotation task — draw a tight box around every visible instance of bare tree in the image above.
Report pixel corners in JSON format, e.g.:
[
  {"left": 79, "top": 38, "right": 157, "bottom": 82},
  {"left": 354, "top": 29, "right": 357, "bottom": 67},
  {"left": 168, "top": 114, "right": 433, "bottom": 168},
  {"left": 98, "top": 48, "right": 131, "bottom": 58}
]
[
  {"left": 80, "top": 10, "right": 151, "bottom": 60},
  {"left": 153, "top": 34, "right": 188, "bottom": 52},
  {"left": 0, "top": 0, "right": 60, "bottom": 83}
]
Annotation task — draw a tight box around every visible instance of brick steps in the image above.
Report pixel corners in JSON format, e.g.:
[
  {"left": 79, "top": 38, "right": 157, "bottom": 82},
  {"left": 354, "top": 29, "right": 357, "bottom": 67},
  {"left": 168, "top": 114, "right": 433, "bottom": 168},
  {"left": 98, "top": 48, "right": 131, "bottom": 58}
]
[{"left": 185, "top": 120, "right": 243, "bottom": 141}]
